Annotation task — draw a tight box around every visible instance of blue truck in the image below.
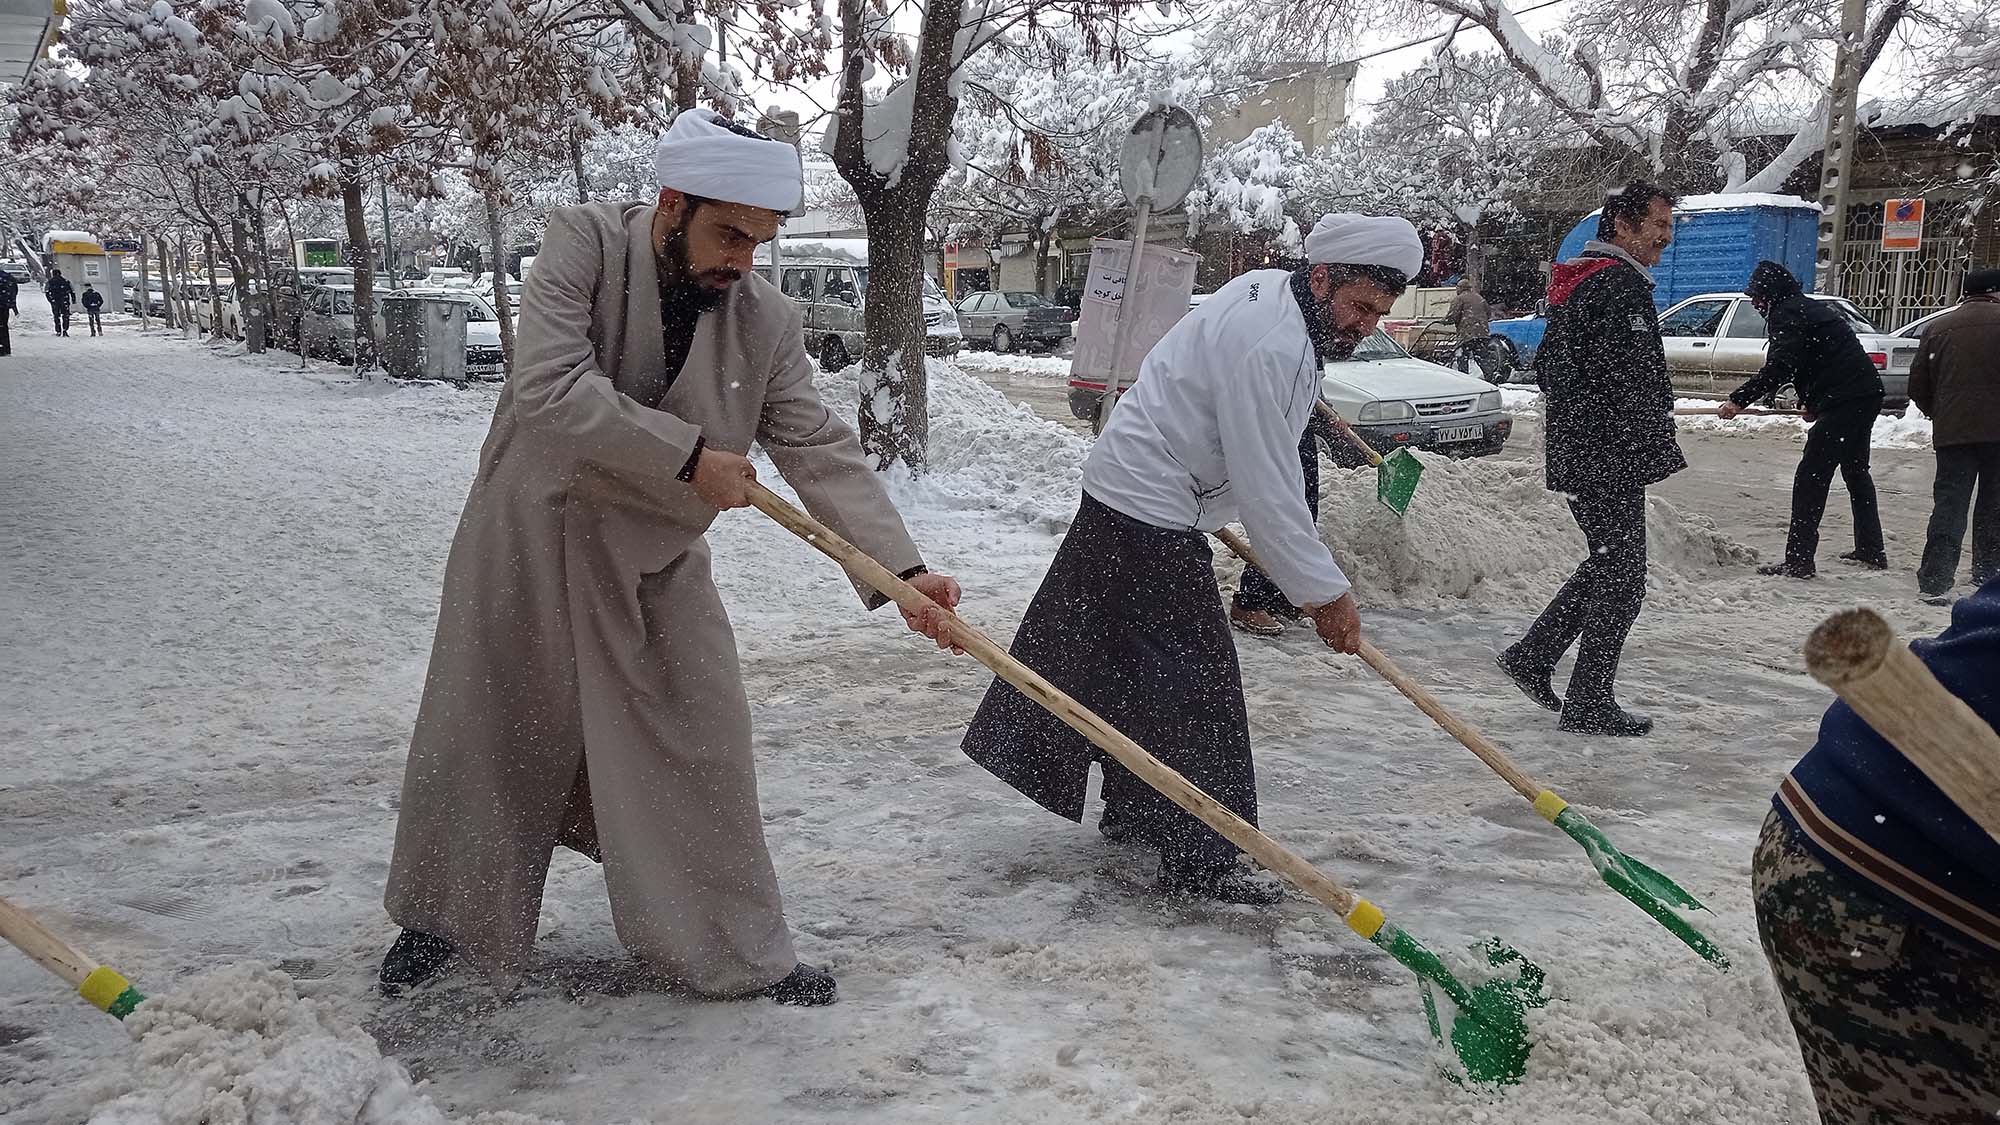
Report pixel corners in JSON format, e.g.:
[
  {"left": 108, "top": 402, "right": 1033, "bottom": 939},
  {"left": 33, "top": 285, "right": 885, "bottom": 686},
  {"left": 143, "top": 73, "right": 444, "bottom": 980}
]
[{"left": 1489, "top": 193, "right": 1820, "bottom": 373}]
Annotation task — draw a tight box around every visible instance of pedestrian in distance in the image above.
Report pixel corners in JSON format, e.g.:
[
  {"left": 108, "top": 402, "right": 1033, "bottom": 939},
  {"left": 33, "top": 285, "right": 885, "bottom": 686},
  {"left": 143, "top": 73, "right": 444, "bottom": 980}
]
[
  {"left": 1717, "top": 260, "right": 1886, "bottom": 579},
  {"left": 81, "top": 283, "right": 105, "bottom": 336},
  {"left": 0, "top": 267, "right": 16, "bottom": 356},
  {"left": 1497, "top": 180, "right": 1686, "bottom": 737},
  {"left": 1442, "top": 277, "right": 1496, "bottom": 381},
  {"left": 45, "top": 269, "right": 74, "bottom": 336},
  {"left": 1908, "top": 266, "right": 2000, "bottom": 603}
]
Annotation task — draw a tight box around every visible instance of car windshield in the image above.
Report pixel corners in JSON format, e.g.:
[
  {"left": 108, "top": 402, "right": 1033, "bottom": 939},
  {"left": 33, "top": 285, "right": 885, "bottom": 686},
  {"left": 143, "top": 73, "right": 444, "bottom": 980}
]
[
  {"left": 332, "top": 292, "right": 355, "bottom": 315},
  {"left": 1332, "top": 329, "right": 1409, "bottom": 362}
]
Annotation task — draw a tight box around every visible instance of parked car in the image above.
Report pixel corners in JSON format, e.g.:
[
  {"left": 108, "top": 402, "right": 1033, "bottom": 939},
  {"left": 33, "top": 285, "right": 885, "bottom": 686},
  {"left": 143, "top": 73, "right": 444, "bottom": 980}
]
[
  {"left": 188, "top": 283, "right": 245, "bottom": 337},
  {"left": 1319, "top": 329, "right": 1513, "bottom": 461},
  {"left": 756, "top": 240, "right": 962, "bottom": 369},
  {"left": 1657, "top": 291, "right": 1914, "bottom": 408},
  {"left": 471, "top": 271, "right": 522, "bottom": 304},
  {"left": 1894, "top": 303, "right": 1959, "bottom": 342},
  {"left": 0, "top": 260, "right": 32, "bottom": 284},
  {"left": 424, "top": 267, "right": 473, "bottom": 288},
  {"left": 956, "top": 290, "right": 1073, "bottom": 352},
  {"left": 381, "top": 288, "right": 507, "bottom": 378}
]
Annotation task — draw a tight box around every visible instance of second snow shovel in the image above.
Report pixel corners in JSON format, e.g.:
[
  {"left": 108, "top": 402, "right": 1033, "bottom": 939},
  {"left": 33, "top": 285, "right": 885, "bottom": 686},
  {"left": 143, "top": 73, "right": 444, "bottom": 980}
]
[
  {"left": 1315, "top": 400, "right": 1423, "bottom": 515},
  {"left": 749, "top": 482, "right": 1545, "bottom": 1084},
  {"left": 1214, "top": 527, "right": 1729, "bottom": 969},
  {"left": 0, "top": 893, "right": 148, "bottom": 1021}
]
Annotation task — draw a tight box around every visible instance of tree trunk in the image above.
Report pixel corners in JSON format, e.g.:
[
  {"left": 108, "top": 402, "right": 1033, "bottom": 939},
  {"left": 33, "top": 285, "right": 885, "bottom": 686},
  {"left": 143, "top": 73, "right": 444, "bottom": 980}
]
[
  {"left": 486, "top": 192, "right": 515, "bottom": 375},
  {"left": 157, "top": 237, "right": 177, "bottom": 329},
  {"left": 854, "top": 196, "right": 930, "bottom": 469},
  {"left": 1464, "top": 222, "right": 1486, "bottom": 290},
  {"left": 203, "top": 232, "right": 223, "bottom": 338},
  {"left": 339, "top": 174, "right": 378, "bottom": 373},
  {"left": 570, "top": 127, "right": 591, "bottom": 203},
  {"left": 1034, "top": 220, "right": 1054, "bottom": 295},
  {"left": 135, "top": 238, "right": 152, "bottom": 330}
]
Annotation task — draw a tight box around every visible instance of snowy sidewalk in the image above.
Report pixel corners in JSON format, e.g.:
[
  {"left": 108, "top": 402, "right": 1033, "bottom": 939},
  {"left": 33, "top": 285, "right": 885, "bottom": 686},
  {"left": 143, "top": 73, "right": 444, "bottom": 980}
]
[{"left": 0, "top": 328, "right": 1957, "bottom": 1123}]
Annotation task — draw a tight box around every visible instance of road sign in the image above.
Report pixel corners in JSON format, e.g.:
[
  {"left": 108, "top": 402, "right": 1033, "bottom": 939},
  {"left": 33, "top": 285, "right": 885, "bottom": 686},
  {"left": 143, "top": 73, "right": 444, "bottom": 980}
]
[
  {"left": 943, "top": 241, "right": 960, "bottom": 269},
  {"left": 102, "top": 237, "right": 141, "bottom": 253},
  {"left": 1118, "top": 105, "right": 1202, "bottom": 212},
  {"left": 1881, "top": 199, "right": 1924, "bottom": 252}
]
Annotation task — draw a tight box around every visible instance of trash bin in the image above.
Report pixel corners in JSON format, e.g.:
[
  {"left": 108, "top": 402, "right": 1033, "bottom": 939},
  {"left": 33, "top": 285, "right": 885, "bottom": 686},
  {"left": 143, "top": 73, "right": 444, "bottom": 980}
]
[
  {"left": 381, "top": 295, "right": 466, "bottom": 382},
  {"left": 244, "top": 293, "right": 268, "bottom": 354}
]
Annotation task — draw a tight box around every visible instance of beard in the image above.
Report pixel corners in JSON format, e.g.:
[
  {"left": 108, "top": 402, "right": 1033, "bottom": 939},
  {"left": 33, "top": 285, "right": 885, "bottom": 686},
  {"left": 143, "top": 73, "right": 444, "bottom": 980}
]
[
  {"left": 660, "top": 216, "right": 741, "bottom": 311},
  {"left": 1309, "top": 290, "right": 1368, "bottom": 361}
]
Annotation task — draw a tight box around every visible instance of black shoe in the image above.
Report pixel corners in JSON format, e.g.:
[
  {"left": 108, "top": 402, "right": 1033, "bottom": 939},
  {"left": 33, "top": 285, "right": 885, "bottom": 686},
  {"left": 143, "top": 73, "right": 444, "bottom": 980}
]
[
  {"left": 759, "top": 962, "right": 837, "bottom": 1006},
  {"left": 1495, "top": 648, "right": 1562, "bottom": 712},
  {"left": 379, "top": 928, "right": 456, "bottom": 993},
  {"left": 1160, "top": 865, "right": 1285, "bottom": 906},
  {"left": 1558, "top": 701, "right": 1653, "bottom": 736},
  {"left": 1921, "top": 592, "right": 1957, "bottom": 608},
  {"left": 1757, "top": 561, "right": 1815, "bottom": 579},
  {"left": 1838, "top": 551, "right": 1888, "bottom": 570}
]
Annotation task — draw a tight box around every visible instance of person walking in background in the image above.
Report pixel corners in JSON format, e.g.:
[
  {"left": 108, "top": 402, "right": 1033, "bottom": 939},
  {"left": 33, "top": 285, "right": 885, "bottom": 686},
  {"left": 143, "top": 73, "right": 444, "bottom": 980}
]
[
  {"left": 45, "top": 269, "right": 73, "bottom": 337},
  {"left": 81, "top": 283, "right": 105, "bottom": 336},
  {"left": 1441, "top": 277, "right": 1495, "bottom": 380},
  {"left": 1717, "top": 261, "right": 1886, "bottom": 579},
  {"left": 1753, "top": 577, "right": 2000, "bottom": 1123},
  {"left": 1909, "top": 267, "right": 2000, "bottom": 604},
  {"left": 0, "top": 268, "right": 16, "bottom": 355},
  {"left": 1497, "top": 181, "right": 1685, "bottom": 737}
]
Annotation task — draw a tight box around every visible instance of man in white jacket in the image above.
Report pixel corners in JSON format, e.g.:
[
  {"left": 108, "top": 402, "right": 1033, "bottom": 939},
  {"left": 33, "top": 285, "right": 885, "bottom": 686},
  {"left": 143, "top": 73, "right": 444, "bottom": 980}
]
[{"left": 962, "top": 214, "right": 1421, "bottom": 903}]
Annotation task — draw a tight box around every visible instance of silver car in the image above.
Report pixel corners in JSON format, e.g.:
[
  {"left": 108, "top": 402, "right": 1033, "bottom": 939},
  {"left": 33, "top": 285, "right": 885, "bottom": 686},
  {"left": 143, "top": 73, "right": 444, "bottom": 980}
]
[
  {"left": 956, "top": 290, "right": 1074, "bottom": 352},
  {"left": 1658, "top": 292, "right": 1914, "bottom": 408}
]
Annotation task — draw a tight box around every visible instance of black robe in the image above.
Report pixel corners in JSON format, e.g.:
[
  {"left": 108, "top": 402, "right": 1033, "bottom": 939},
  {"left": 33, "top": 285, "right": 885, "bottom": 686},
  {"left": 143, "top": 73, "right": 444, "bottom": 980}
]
[{"left": 961, "top": 492, "right": 1257, "bottom": 876}]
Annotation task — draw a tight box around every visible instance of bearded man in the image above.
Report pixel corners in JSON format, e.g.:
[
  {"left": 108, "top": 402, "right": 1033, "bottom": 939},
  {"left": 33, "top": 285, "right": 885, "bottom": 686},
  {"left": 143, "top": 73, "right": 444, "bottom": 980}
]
[
  {"left": 380, "top": 110, "right": 962, "bottom": 1006},
  {"left": 961, "top": 214, "right": 1420, "bottom": 903}
]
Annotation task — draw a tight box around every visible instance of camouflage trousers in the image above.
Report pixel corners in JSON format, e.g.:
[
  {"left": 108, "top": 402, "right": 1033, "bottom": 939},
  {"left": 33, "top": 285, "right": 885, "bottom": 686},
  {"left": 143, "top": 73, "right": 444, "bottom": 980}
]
[{"left": 1753, "top": 810, "right": 2000, "bottom": 1124}]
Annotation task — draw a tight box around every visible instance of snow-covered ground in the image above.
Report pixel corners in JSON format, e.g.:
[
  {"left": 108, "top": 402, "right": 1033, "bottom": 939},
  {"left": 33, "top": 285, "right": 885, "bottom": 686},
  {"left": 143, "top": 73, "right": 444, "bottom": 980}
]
[
  {"left": 1495, "top": 385, "right": 1934, "bottom": 451},
  {"left": 0, "top": 318, "right": 1966, "bottom": 1124}
]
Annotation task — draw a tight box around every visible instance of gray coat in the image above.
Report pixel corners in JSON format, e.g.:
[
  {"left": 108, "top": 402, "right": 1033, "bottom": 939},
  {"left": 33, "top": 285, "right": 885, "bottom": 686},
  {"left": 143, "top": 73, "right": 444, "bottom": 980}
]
[{"left": 384, "top": 201, "right": 925, "bottom": 994}]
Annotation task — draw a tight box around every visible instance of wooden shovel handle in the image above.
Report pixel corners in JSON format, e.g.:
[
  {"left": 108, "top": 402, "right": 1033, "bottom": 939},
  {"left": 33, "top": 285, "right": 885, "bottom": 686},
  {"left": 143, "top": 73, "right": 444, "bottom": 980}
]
[
  {"left": 1314, "top": 400, "right": 1384, "bottom": 467},
  {"left": 0, "top": 894, "right": 98, "bottom": 989},
  {"left": 1213, "top": 527, "right": 1542, "bottom": 803},
  {"left": 747, "top": 483, "right": 1363, "bottom": 916},
  {"left": 1805, "top": 608, "right": 2000, "bottom": 842}
]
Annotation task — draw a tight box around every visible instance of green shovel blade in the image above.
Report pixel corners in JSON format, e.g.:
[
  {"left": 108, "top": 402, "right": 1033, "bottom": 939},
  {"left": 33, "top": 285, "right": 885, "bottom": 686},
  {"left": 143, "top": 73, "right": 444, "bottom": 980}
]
[
  {"left": 1370, "top": 923, "right": 1545, "bottom": 1085},
  {"left": 1552, "top": 807, "right": 1731, "bottom": 969},
  {"left": 1376, "top": 448, "right": 1424, "bottom": 514}
]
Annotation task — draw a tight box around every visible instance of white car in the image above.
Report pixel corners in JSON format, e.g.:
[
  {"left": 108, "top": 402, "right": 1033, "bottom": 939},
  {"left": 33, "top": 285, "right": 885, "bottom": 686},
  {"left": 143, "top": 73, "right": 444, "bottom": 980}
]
[
  {"left": 1657, "top": 291, "right": 1915, "bottom": 409},
  {"left": 471, "top": 272, "right": 523, "bottom": 305},
  {"left": 1319, "top": 329, "right": 1513, "bottom": 462}
]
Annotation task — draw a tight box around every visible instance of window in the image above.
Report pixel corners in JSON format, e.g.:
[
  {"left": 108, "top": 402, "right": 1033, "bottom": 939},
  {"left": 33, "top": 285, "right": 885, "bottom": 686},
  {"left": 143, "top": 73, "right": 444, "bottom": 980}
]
[
  {"left": 974, "top": 293, "right": 996, "bottom": 312},
  {"left": 782, "top": 268, "right": 815, "bottom": 302},
  {"left": 1724, "top": 301, "right": 1766, "bottom": 339},
  {"left": 1825, "top": 299, "right": 1881, "bottom": 334},
  {"left": 824, "top": 268, "right": 860, "bottom": 305},
  {"left": 1006, "top": 292, "right": 1042, "bottom": 308},
  {"left": 1658, "top": 299, "right": 1729, "bottom": 337}
]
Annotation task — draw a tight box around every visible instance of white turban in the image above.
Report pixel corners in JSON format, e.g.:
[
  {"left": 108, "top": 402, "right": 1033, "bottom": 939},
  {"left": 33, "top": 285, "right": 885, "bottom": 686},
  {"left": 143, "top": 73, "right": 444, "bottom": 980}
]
[
  {"left": 1303, "top": 213, "right": 1424, "bottom": 279},
  {"left": 654, "top": 109, "right": 803, "bottom": 214}
]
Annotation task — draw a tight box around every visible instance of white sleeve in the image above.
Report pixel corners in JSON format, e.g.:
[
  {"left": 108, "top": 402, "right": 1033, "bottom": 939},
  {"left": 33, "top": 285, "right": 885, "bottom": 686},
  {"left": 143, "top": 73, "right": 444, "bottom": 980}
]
[{"left": 1216, "top": 348, "right": 1352, "bottom": 608}]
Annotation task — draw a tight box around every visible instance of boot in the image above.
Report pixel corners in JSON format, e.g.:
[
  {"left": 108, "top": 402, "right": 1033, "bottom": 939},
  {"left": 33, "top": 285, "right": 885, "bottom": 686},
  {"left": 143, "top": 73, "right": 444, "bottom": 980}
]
[
  {"left": 379, "top": 928, "right": 456, "bottom": 993},
  {"left": 1757, "top": 561, "right": 1816, "bottom": 579},
  {"left": 1495, "top": 647, "right": 1562, "bottom": 712},
  {"left": 1558, "top": 699, "right": 1653, "bottom": 736},
  {"left": 1228, "top": 604, "right": 1286, "bottom": 636},
  {"left": 1838, "top": 550, "right": 1888, "bottom": 570},
  {"left": 758, "top": 963, "right": 837, "bottom": 1006}
]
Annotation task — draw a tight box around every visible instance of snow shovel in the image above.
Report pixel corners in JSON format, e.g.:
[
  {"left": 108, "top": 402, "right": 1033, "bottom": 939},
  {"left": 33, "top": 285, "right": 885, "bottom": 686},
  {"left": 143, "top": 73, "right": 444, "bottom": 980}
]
[
  {"left": 1213, "top": 527, "right": 1729, "bottom": 969},
  {"left": 1673, "top": 407, "right": 1805, "bottom": 417},
  {"left": 749, "top": 483, "right": 1545, "bottom": 1084},
  {"left": 1315, "top": 400, "right": 1422, "bottom": 515},
  {"left": 0, "top": 893, "right": 148, "bottom": 1020}
]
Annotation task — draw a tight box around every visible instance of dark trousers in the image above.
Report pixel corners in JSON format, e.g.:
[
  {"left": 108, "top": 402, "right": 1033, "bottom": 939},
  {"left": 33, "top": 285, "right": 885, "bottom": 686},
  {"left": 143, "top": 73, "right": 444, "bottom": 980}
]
[
  {"left": 1787, "top": 397, "right": 1885, "bottom": 569},
  {"left": 1511, "top": 490, "right": 1648, "bottom": 705},
  {"left": 1917, "top": 442, "right": 2000, "bottom": 595},
  {"left": 52, "top": 304, "right": 70, "bottom": 335},
  {"left": 1234, "top": 428, "right": 1323, "bottom": 616},
  {"left": 86, "top": 309, "right": 102, "bottom": 335},
  {"left": 0, "top": 308, "right": 10, "bottom": 355}
]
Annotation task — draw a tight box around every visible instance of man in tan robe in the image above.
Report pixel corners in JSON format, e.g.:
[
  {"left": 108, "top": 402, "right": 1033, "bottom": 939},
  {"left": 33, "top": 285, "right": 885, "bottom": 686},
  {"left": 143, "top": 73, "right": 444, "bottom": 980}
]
[{"left": 381, "top": 110, "right": 961, "bottom": 1006}]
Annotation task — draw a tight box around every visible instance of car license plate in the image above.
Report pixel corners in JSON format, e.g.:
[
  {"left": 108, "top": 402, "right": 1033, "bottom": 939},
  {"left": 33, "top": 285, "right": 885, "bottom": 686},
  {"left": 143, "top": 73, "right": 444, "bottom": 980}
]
[{"left": 1437, "top": 424, "right": 1482, "bottom": 444}]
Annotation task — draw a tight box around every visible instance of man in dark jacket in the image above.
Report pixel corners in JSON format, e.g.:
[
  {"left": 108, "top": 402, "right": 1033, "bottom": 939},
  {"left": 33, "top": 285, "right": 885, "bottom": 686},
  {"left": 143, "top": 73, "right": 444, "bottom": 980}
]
[
  {"left": 1718, "top": 261, "right": 1886, "bottom": 579},
  {"left": 1498, "top": 181, "right": 1685, "bottom": 736},
  {"left": 1909, "top": 267, "right": 2000, "bottom": 600},
  {"left": 1755, "top": 577, "right": 2000, "bottom": 1123},
  {"left": 0, "top": 268, "right": 16, "bottom": 355},
  {"left": 81, "top": 283, "right": 105, "bottom": 335},
  {"left": 45, "top": 269, "right": 74, "bottom": 336}
]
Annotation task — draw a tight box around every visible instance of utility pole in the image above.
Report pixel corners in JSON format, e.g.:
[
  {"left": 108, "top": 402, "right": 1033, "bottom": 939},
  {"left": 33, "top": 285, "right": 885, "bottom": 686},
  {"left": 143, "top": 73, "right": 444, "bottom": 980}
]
[
  {"left": 380, "top": 181, "right": 395, "bottom": 290},
  {"left": 1813, "top": 0, "right": 1867, "bottom": 296},
  {"left": 758, "top": 110, "right": 804, "bottom": 287}
]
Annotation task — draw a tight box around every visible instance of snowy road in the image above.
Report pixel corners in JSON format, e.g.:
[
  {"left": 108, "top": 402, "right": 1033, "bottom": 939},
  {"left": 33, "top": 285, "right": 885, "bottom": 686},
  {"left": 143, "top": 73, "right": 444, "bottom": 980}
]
[{"left": 1, "top": 323, "right": 1966, "bottom": 1123}]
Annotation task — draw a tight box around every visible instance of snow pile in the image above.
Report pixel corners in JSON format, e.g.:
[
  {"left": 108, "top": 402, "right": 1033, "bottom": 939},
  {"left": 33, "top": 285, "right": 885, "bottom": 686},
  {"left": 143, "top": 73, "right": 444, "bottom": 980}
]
[
  {"left": 1307, "top": 453, "right": 1755, "bottom": 606},
  {"left": 87, "top": 966, "right": 555, "bottom": 1125},
  {"left": 812, "top": 357, "right": 1087, "bottom": 531},
  {"left": 956, "top": 351, "right": 1075, "bottom": 382},
  {"left": 1673, "top": 398, "right": 1932, "bottom": 449}
]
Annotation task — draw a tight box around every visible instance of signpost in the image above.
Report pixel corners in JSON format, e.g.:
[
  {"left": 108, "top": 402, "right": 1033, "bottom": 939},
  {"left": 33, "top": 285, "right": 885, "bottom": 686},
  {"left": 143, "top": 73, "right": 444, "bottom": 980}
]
[
  {"left": 942, "top": 241, "right": 960, "bottom": 302},
  {"left": 756, "top": 110, "right": 804, "bottom": 288},
  {"left": 1881, "top": 198, "right": 1923, "bottom": 329},
  {"left": 1095, "top": 104, "right": 1202, "bottom": 435}
]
